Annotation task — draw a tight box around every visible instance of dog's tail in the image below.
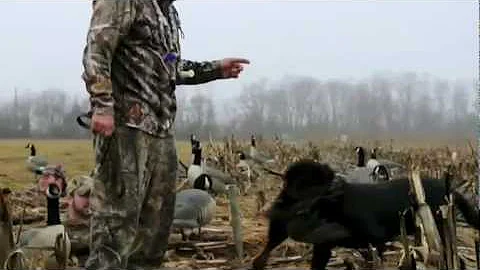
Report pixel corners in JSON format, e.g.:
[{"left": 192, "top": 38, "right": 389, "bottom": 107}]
[{"left": 453, "top": 191, "right": 479, "bottom": 230}]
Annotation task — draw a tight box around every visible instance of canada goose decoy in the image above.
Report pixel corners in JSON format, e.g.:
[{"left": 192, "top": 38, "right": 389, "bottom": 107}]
[
  {"left": 343, "top": 146, "right": 376, "bottom": 184},
  {"left": 235, "top": 151, "right": 253, "bottom": 193},
  {"left": 366, "top": 147, "right": 406, "bottom": 180},
  {"left": 370, "top": 164, "right": 390, "bottom": 182},
  {"left": 190, "top": 134, "right": 199, "bottom": 164},
  {"left": 366, "top": 147, "right": 380, "bottom": 169},
  {"left": 247, "top": 134, "right": 275, "bottom": 165},
  {"left": 192, "top": 171, "right": 236, "bottom": 196},
  {"left": 25, "top": 143, "right": 49, "bottom": 175},
  {"left": 187, "top": 140, "right": 203, "bottom": 184},
  {"left": 18, "top": 170, "right": 71, "bottom": 269},
  {"left": 187, "top": 142, "right": 237, "bottom": 193},
  {"left": 173, "top": 188, "right": 216, "bottom": 241},
  {"left": 236, "top": 151, "right": 252, "bottom": 180}
]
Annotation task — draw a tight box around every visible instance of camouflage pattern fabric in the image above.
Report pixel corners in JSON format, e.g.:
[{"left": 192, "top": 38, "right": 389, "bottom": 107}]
[
  {"left": 65, "top": 175, "right": 94, "bottom": 256},
  {"left": 63, "top": 213, "right": 90, "bottom": 256},
  {"left": 82, "top": 1, "right": 226, "bottom": 269},
  {"left": 82, "top": 0, "right": 223, "bottom": 138},
  {"left": 67, "top": 175, "right": 94, "bottom": 198},
  {"left": 85, "top": 126, "right": 177, "bottom": 270},
  {"left": 41, "top": 164, "right": 68, "bottom": 197}
]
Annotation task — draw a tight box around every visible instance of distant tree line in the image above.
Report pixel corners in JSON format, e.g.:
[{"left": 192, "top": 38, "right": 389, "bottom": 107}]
[{"left": 0, "top": 72, "right": 476, "bottom": 142}]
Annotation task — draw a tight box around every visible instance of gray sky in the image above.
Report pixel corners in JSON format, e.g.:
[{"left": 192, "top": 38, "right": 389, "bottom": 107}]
[{"left": 0, "top": 1, "right": 477, "bottom": 103}]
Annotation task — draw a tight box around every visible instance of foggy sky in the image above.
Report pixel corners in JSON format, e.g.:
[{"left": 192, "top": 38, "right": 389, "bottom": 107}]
[{"left": 0, "top": 1, "right": 477, "bottom": 103}]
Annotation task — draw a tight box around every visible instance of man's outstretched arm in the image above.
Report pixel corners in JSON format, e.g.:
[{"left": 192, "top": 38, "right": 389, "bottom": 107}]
[
  {"left": 176, "top": 58, "right": 250, "bottom": 85},
  {"left": 176, "top": 59, "right": 223, "bottom": 85}
]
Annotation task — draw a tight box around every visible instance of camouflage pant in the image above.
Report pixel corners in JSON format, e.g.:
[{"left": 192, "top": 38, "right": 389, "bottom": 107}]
[{"left": 84, "top": 126, "right": 177, "bottom": 270}]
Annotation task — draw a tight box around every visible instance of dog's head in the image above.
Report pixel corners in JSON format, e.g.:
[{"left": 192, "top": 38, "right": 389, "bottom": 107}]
[{"left": 282, "top": 159, "right": 336, "bottom": 200}]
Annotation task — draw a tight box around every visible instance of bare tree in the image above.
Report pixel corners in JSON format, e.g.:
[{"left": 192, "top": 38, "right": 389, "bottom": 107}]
[{"left": 29, "top": 89, "right": 68, "bottom": 136}]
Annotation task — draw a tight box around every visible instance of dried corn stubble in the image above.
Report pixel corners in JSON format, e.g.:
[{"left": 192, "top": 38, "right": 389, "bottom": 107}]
[{"left": 6, "top": 139, "right": 478, "bottom": 270}]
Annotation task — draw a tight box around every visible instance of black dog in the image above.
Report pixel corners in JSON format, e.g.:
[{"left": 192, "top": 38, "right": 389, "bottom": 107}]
[{"left": 252, "top": 160, "right": 479, "bottom": 270}]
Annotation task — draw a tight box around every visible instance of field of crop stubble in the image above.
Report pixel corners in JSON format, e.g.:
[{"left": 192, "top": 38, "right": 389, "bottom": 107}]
[{"left": 0, "top": 137, "right": 478, "bottom": 269}]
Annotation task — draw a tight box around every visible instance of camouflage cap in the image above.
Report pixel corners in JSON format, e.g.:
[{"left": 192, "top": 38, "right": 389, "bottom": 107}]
[
  {"left": 42, "top": 164, "right": 67, "bottom": 197},
  {"left": 42, "top": 164, "right": 66, "bottom": 181},
  {"left": 67, "top": 175, "right": 94, "bottom": 197}
]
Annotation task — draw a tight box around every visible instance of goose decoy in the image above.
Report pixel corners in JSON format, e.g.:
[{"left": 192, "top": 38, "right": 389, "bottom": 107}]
[
  {"left": 366, "top": 147, "right": 380, "bottom": 169},
  {"left": 236, "top": 151, "right": 252, "bottom": 180},
  {"left": 193, "top": 172, "right": 236, "bottom": 196},
  {"left": 189, "top": 134, "right": 199, "bottom": 164},
  {"left": 173, "top": 188, "right": 216, "bottom": 241},
  {"left": 18, "top": 166, "right": 71, "bottom": 268},
  {"left": 247, "top": 134, "right": 275, "bottom": 165},
  {"left": 235, "top": 151, "right": 255, "bottom": 192},
  {"left": 25, "top": 142, "right": 49, "bottom": 175},
  {"left": 343, "top": 146, "right": 376, "bottom": 184},
  {"left": 366, "top": 147, "right": 407, "bottom": 180},
  {"left": 187, "top": 140, "right": 203, "bottom": 184},
  {"left": 187, "top": 142, "right": 238, "bottom": 193},
  {"left": 371, "top": 164, "right": 390, "bottom": 182}
]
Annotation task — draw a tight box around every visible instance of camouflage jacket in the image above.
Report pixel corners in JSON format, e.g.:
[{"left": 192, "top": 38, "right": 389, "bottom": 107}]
[
  {"left": 82, "top": 0, "right": 223, "bottom": 137},
  {"left": 62, "top": 212, "right": 90, "bottom": 253}
]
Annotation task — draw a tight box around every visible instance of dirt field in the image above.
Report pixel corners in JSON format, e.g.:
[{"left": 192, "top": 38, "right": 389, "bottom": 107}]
[{"left": 0, "top": 138, "right": 478, "bottom": 269}]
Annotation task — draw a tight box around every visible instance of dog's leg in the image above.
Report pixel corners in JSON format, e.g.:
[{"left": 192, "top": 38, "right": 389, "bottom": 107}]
[
  {"left": 251, "top": 218, "right": 288, "bottom": 270},
  {"left": 310, "top": 244, "right": 332, "bottom": 270},
  {"left": 349, "top": 217, "right": 388, "bottom": 245}
]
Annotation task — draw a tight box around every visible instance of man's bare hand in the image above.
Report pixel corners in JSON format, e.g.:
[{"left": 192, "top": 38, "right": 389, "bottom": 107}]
[
  {"left": 91, "top": 113, "right": 114, "bottom": 136},
  {"left": 220, "top": 57, "right": 250, "bottom": 79}
]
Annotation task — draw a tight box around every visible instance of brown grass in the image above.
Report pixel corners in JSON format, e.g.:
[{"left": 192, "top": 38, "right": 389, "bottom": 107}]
[
  {"left": 0, "top": 138, "right": 478, "bottom": 269},
  {"left": 0, "top": 139, "right": 192, "bottom": 190}
]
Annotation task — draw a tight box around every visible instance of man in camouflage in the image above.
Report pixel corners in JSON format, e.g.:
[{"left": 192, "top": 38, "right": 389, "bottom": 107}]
[
  {"left": 64, "top": 175, "right": 93, "bottom": 259},
  {"left": 36, "top": 167, "right": 92, "bottom": 253},
  {"left": 82, "top": 1, "right": 249, "bottom": 269}
]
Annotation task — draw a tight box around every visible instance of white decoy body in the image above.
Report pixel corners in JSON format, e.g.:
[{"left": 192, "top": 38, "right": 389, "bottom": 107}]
[{"left": 173, "top": 188, "right": 216, "bottom": 240}]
